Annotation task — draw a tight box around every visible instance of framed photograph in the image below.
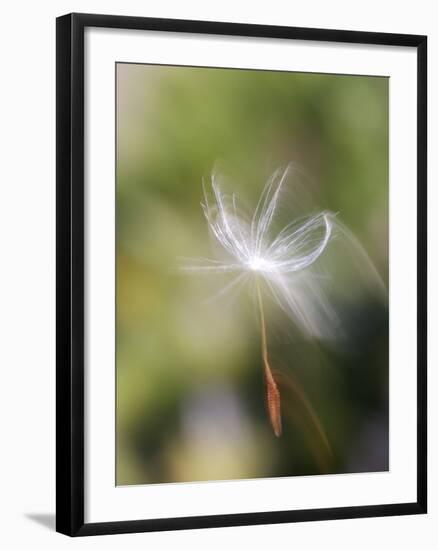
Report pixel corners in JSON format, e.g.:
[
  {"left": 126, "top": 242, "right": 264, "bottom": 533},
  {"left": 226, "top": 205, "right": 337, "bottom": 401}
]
[{"left": 56, "top": 12, "right": 427, "bottom": 536}]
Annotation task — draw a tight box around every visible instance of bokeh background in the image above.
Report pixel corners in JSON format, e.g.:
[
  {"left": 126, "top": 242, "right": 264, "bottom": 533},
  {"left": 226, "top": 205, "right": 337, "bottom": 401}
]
[{"left": 116, "top": 63, "right": 389, "bottom": 485}]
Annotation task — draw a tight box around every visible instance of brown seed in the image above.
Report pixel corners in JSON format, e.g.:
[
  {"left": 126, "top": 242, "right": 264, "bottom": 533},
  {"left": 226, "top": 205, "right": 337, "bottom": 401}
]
[{"left": 265, "top": 366, "right": 282, "bottom": 437}]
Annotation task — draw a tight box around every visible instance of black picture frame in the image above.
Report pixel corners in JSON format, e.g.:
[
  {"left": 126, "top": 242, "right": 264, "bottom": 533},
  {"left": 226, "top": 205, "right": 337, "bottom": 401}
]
[{"left": 56, "top": 12, "right": 427, "bottom": 537}]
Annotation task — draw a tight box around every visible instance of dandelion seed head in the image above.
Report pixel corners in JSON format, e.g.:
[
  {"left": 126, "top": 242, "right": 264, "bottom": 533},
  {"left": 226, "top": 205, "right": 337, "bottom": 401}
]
[{"left": 179, "top": 162, "right": 386, "bottom": 340}]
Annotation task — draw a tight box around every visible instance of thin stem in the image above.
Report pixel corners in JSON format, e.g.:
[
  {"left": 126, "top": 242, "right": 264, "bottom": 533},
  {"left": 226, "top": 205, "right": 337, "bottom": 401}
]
[
  {"left": 256, "top": 280, "right": 268, "bottom": 365},
  {"left": 255, "top": 281, "right": 330, "bottom": 457},
  {"left": 256, "top": 279, "right": 282, "bottom": 437}
]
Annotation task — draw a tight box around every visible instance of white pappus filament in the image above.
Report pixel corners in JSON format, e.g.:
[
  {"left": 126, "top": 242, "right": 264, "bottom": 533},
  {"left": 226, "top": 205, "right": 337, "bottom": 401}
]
[{"left": 179, "top": 163, "right": 338, "bottom": 338}]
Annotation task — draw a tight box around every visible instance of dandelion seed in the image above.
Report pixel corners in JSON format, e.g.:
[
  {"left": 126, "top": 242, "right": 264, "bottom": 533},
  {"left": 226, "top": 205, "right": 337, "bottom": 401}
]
[{"left": 179, "top": 163, "right": 384, "bottom": 436}]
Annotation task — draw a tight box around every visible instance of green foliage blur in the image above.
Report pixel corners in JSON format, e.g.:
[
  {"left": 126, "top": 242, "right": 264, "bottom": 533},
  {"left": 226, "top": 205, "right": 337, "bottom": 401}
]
[{"left": 116, "top": 63, "right": 389, "bottom": 485}]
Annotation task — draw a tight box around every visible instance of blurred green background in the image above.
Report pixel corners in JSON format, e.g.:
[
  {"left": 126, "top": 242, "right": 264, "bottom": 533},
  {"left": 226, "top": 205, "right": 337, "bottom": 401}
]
[{"left": 116, "top": 63, "right": 389, "bottom": 485}]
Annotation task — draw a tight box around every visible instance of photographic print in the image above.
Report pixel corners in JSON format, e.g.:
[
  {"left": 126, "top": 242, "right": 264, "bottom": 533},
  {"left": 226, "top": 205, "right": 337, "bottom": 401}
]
[
  {"left": 116, "top": 63, "right": 389, "bottom": 486},
  {"left": 57, "top": 13, "right": 426, "bottom": 535}
]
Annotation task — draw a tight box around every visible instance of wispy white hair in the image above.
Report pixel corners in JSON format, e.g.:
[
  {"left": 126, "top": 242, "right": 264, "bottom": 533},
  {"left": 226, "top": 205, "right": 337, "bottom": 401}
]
[{"left": 180, "top": 163, "right": 386, "bottom": 341}]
